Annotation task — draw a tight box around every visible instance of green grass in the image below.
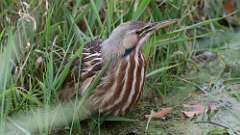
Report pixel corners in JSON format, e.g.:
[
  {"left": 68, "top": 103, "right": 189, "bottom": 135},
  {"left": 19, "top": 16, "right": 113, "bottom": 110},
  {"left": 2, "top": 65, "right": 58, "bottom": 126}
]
[{"left": 0, "top": 0, "right": 240, "bottom": 134}]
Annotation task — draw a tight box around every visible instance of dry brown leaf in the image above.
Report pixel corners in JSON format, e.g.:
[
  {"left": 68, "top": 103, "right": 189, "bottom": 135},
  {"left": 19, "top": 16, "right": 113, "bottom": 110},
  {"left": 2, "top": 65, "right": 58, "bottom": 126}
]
[
  {"left": 145, "top": 107, "right": 173, "bottom": 119},
  {"left": 224, "top": 0, "right": 235, "bottom": 14},
  {"left": 182, "top": 104, "right": 205, "bottom": 118}
]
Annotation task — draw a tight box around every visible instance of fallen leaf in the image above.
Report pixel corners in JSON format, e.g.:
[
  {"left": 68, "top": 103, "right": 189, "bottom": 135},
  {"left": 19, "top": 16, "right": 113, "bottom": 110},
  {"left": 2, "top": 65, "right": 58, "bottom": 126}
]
[
  {"left": 145, "top": 107, "right": 173, "bottom": 119},
  {"left": 224, "top": 0, "right": 234, "bottom": 14},
  {"left": 182, "top": 104, "right": 205, "bottom": 118}
]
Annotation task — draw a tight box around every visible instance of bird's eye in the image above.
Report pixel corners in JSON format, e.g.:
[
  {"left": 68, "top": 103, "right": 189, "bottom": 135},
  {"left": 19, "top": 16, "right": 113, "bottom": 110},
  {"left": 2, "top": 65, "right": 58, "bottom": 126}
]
[{"left": 123, "top": 46, "right": 135, "bottom": 57}]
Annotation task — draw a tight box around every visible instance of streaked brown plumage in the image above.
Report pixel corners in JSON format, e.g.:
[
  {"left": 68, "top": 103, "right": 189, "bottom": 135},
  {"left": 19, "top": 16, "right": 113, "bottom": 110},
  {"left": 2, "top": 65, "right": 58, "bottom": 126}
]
[{"left": 59, "top": 20, "right": 176, "bottom": 117}]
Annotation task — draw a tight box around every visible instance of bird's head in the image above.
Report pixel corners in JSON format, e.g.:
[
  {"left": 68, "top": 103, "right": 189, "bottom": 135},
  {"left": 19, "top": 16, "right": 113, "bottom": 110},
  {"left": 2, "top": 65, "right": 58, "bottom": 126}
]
[{"left": 101, "top": 19, "right": 177, "bottom": 61}]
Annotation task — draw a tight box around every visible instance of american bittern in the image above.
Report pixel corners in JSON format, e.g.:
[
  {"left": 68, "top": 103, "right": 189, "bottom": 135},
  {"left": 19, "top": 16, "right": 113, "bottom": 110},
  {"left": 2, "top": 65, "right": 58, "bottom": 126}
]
[{"left": 59, "top": 20, "right": 177, "bottom": 117}]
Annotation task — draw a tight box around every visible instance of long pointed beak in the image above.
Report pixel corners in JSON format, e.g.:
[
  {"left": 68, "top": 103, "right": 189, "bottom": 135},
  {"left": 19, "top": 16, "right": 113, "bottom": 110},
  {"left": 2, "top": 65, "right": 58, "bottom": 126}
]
[{"left": 138, "top": 19, "right": 177, "bottom": 37}]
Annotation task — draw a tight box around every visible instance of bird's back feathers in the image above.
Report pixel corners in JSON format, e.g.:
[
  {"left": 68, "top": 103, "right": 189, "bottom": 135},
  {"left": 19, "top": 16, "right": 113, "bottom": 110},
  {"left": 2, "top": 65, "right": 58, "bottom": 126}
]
[{"left": 58, "top": 38, "right": 104, "bottom": 100}]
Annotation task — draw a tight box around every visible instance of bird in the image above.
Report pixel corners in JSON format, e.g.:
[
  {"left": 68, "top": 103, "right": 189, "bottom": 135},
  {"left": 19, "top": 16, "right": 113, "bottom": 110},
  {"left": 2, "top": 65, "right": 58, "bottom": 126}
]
[{"left": 58, "top": 20, "right": 177, "bottom": 117}]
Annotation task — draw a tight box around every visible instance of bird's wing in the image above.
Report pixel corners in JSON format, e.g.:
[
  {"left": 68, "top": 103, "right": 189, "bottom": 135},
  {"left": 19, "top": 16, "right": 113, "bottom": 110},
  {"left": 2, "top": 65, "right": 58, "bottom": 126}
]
[
  {"left": 81, "top": 38, "right": 104, "bottom": 82},
  {"left": 58, "top": 38, "right": 104, "bottom": 101}
]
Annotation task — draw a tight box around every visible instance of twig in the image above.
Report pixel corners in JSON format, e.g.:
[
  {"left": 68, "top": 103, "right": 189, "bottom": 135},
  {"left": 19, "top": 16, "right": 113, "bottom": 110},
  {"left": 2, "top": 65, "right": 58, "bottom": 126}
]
[{"left": 194, "top": 120, "right": 229, "bottom": 129}]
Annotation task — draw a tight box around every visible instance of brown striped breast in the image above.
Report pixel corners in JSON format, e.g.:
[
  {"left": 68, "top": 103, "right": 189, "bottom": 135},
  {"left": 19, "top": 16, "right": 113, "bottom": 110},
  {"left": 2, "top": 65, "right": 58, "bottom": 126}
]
[{"left": 90, "top": 49, "right": 145, "bottom": 116}]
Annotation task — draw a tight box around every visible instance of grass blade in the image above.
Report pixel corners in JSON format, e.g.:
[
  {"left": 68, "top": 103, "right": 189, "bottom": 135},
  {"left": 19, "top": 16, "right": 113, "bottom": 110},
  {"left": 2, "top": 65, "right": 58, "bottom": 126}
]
[{"left": 132, "top": 0, "right": 151, "bottom": 20}]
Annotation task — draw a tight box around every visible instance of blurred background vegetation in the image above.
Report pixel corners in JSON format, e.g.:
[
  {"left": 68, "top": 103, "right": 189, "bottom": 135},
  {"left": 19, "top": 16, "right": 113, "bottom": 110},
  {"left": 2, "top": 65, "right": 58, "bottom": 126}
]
[{"left": 0, "top": 0, "right": 240, "bottom": 134}]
